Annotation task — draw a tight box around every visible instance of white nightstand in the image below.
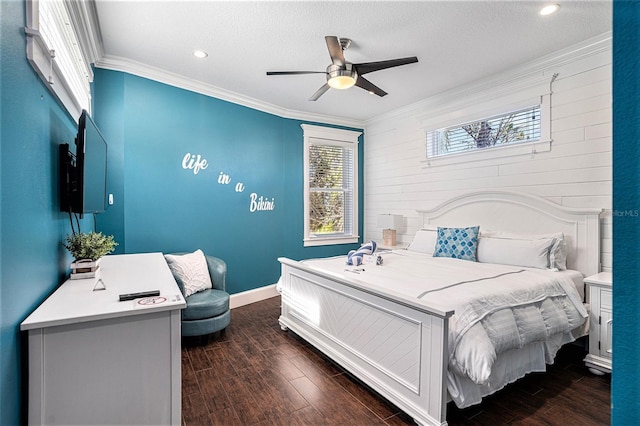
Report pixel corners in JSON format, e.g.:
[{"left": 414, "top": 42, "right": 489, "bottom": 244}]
[{"left": 584, "top": 271, "right": 612, "bottom": 375}]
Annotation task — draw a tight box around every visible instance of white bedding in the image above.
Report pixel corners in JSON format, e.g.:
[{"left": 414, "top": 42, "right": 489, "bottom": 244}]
[{"left": 301, "top": 250, "right": 588, "bottom": 408}]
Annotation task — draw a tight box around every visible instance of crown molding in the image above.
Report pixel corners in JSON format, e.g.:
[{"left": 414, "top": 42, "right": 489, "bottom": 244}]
[
  {"left": 365, "top": 31, "right": 612, "bottom": 126},
  {"left": 93, "top": 31, "right": 610, "bottom": 132},
  {"left": 95, "top": 55, "right": 364, "bottom": 129}
]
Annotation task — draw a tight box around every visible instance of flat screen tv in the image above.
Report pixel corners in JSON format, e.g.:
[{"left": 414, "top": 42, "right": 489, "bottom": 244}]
[{"left": 60, "top": 110, "right": 108, "bottom": 217}]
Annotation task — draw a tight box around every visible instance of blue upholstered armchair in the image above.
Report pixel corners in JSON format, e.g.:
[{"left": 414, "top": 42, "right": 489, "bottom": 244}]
[{"left": 168, "top": 253, "right": 231, "bottom": 339}]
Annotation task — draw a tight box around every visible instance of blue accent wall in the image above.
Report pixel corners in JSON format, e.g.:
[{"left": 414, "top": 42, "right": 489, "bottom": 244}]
[
  {"left": 612, "top": 0, "right": 640, "bottom": 421},
  {"left": 0, "top": 1, "right": 81, "bottom": 423},
  {"left": 92, "top": 70, "right": 364, "bottom": 295}
]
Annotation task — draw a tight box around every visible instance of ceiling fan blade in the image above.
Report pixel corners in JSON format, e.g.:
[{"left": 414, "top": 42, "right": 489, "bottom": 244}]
[
  {"left": 266, "top": 71, "right": 326, "bottom": 76},
  {"left": 354, "top": 56, "right": 418, "bottom": 75},
  {"left": 325, "top": 36, "right": 345, "bottom": 66},
  {"left": 355, "top": 76, "right": 387, "bottom": 97},
  {"left": 309, "top": 83, "right": 330, "bottom": 101}
]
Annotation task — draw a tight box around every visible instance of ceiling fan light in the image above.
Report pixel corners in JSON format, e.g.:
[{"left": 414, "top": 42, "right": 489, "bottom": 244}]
[
  {"left": 539, "top": 4, "right": 560, "bottom": 16},
  {"left": 193, "top": 49, "right": 208, "bottom": 58},
  {"left": 326, "top": 64, "right": 357, "bottom": 90},
  {"left": 328, "top": 75, "right": 356, "bottom": 89}
]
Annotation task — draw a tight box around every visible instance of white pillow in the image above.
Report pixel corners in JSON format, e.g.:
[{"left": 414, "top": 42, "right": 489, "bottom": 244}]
[
  {"left": 477, "top": 237, "right": 554, "bottom": 269},
  {"left": 407, "top": 227, "right": 438, "bottom": 254},
  {"left": 480, "top": 230, "right": 563, "bottom": 240},
  {"left": 164, "top": 249, "right": 213, "bottom": 297},
  {"left": 479, "top": 230, "right": 567, "bottom": 270}
]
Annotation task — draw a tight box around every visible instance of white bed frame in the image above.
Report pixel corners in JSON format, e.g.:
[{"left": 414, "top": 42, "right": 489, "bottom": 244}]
[{"left": 278, "top": 191, "right": 602, "bottom": 425}]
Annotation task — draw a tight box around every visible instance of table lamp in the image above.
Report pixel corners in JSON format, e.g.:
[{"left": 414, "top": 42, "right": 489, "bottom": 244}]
[{"left": 377, "top": 214, "right": 402, "bottom": 246}]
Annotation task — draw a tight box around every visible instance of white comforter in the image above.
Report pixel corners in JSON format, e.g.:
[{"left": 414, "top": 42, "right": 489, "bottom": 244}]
[{"left": 301, "top": 250, "right": 587, "bottom": 407}]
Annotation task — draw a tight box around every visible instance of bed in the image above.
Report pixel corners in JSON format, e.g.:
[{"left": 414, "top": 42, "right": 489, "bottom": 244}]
[{"left": 277, "top": 191, "right": 602, "bottom": 426}]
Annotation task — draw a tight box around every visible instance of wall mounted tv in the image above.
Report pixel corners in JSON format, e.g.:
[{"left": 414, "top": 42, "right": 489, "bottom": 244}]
[{"left": 60, "top": 110, "right": 108, "bottom": 217}]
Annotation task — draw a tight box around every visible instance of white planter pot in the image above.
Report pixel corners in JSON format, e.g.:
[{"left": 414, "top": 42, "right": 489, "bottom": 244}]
[{"left": 70, "top": 258, "right": 101, "bottom": 279}]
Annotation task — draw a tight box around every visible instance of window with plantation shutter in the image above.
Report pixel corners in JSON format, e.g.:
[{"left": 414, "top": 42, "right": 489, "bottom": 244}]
[
  {"left": 25, "top": 0, "right": 101, "bottom": 120},
  {"left": 302, "top": 125, "right": 361, "bottom": 247}
]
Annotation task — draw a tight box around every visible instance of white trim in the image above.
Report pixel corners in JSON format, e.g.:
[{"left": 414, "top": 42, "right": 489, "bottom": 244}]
[
  {"left": 300, "top": 124, "right": 362, "bottom": 143},
  {"left": 25, "top": 0, "right": 102, "bottom": 120},
  {"left": 65, "top": 0, "right": 104, "bottom": 64},
  {"left": 420, "top": 95, "right": 545, "bottom": 133},
  {"left": 421, "top": 139, "right": 552, "bottom": 168},
  {"left": 302, "top": 124, "right": 362, "bottom": 247},
  {"left": 303, "top": 236, "right": 360, "bottom": 247},
  {"left": 230, "top": 284, "right": 279, "bottom": 309},
  {"left": 420, "top": 75, "right": 553, "bottom": 168},
  {"left": 26, "top": 26, "right": 84, "bottom": 121},
  {"left": 96, "top": 55, "right": 364, "bottom": 129}
]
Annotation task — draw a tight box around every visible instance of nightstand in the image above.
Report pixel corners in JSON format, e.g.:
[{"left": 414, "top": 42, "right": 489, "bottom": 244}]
[{"left": 584, "top": 271, "right": 612, "bottom": 375}]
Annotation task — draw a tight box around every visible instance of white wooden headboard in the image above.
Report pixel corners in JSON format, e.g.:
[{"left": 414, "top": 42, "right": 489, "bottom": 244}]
[{"left": 417, "top": 191, "right": 602, "bottom": 277}]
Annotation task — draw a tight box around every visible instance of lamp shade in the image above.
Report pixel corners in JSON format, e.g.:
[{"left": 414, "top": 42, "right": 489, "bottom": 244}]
[{"left": 377, "top": 214, "right": 402, "bottom": 230}]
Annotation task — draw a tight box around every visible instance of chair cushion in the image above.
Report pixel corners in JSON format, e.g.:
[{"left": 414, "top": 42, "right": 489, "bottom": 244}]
[
  {"left": 165, "top": 250, "right": 213, "bottom": 297},
  {"left": 183, "top": 289, "right": 229, "bottom": 321},
  {"left": 182, "top": 310, "right": 231, "bottom": 337}
]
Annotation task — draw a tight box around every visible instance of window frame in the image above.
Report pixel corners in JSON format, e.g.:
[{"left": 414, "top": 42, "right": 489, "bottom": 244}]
[
  {"left": 25, "top": 0, "right": 102, "bottom": 120},
  {"left": 301, "top": 124, "right": 361, "bottom": 247},
  {"left": 421, "top": 90, "right": 552, "bottom": 168},
  {"left": 428, "top": 104, "right": 542, "bottom": 158}
]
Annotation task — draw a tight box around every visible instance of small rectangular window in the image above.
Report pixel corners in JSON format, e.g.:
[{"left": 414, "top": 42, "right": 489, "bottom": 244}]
[{"left": 427, "top": 105, "right": 541, "bottom": 158}]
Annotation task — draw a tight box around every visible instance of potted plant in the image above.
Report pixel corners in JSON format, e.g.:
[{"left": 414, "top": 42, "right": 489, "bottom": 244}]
[{"left": 64, "top": 231, "right": 118, "bottom": 279}]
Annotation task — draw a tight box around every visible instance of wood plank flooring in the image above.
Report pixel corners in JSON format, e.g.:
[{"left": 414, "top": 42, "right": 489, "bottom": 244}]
[{"left": 182, "top": 296, "right": 610, "bottom": 425}]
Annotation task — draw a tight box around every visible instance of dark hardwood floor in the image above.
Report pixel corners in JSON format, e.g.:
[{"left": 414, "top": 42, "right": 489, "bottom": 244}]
[{"left": 182, "top": 296, "right": 610, "bottom": 425}]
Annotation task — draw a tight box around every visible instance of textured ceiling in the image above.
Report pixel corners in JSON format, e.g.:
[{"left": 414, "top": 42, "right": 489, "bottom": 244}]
[{"left": 94, "top": 0, "right": 611, "bottom": 124}]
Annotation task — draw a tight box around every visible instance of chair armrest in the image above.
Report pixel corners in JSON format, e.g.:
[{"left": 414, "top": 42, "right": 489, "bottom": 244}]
[{"left": 205, "top": 256, "right": 227, "bottom": 292}]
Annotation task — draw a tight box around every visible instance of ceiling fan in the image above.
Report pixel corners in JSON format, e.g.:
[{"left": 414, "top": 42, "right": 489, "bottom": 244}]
[{"left": 266, "top": 36, "right": 418, "bottom": 101}]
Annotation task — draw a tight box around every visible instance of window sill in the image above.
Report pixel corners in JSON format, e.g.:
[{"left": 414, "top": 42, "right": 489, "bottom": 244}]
[
  {"left": 303, "top": 236, "right": 359, "bottom": 247},
  {"left": 422, "top": 139, "right": 551, "bottom": 168}
]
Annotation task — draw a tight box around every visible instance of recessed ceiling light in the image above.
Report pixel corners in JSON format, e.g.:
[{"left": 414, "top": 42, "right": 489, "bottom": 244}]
[
  {"left": 540, "top": 4, "right": 560, "bottom": 16},
  {"left": 193, "top": 50, "right": 208, "bottom": 59}
]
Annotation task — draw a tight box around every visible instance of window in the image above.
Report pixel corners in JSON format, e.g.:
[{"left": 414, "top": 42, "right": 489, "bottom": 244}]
[
  {"left": 25, "top": 0, "right": 101, "bottom": 119},
  {"left": 421, "top": 77, "right": 555, "bottom": 168},
  {"left": 302, "top": 124, "right": 361, "bottom": 247},
  {"left": 428, "top": 105, "right": 541, "bottom": 157}
]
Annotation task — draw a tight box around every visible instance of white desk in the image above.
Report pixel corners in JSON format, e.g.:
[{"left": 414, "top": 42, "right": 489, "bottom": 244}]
[{"left": 21, "top": 252, "right": 186, "bottom": 425}]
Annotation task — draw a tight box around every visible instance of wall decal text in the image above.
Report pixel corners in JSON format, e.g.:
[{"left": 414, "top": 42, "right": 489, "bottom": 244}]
[
  {"left": 218, "top": 172, "right": 231, "bottom": 184},
  {"left": 181, "top": 152, "right": 273, "bottom": 212},
  {"left": 182, "top": 153, "right": 208, "bottom": 175},
  {"left": 250, "top": 193, "right": 275, "bottom": 212}
]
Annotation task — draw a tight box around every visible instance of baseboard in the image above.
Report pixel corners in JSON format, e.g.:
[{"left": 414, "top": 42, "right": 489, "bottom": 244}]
[{"left": 230, "top": 283, "right": 279, "bottom": 309}]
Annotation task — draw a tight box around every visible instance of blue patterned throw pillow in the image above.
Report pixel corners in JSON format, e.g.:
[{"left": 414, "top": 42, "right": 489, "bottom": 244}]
[{"left": 433, "top": 226, "right": 480, "bottom": 261}]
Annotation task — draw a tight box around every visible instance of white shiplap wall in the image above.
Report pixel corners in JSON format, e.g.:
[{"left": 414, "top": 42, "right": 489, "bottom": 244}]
[{"left": 364, "top": 33, "right": 612, "bottom": 272}]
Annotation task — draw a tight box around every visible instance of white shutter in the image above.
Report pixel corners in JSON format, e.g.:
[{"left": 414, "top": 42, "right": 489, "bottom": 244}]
[{"left": 26, "top": 0, "right": 100, "bottom": 119}]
